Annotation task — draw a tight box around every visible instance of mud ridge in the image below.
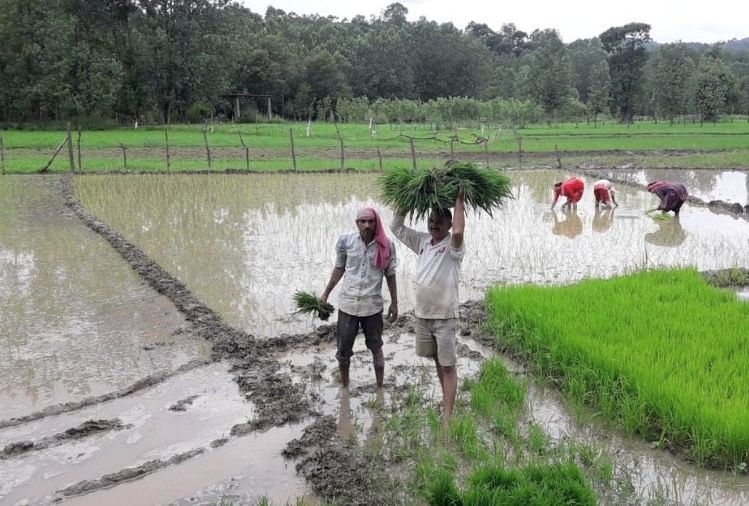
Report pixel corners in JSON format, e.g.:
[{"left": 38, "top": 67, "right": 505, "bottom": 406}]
[
  {"left": 0, "top": 358, "right": 209, "bottom": 430},
  {"left": 61, "top": 174, "right": 311, "bottom": 431},
  {"left": 576, "top": 165, "right": 749, "bottom": 218},
  {"left": 55, "top": 448, "right": 204, "bottom": 499},
  {"left": 2, "top": 419, "right": 130, "bottom": 459},
  {"left": 283, "top": 416, "right": 391, "bottom": 505}
]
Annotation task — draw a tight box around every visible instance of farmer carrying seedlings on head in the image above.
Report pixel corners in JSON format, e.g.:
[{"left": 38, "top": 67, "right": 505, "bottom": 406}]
[
  {"left": 551, "top": 177, "right": 585, "bottom": 210},
  {"left": 645, "top": 181, "right": 688, "bottom": 216},
  {"left": 593, "top": 179, "right": 618, "bottom": 209},
  {"left": 320, "top": 207, "right": 398, "bottom": 389},
  {"left": 390, "top": 190, "right": 465, "bottom": 426}
]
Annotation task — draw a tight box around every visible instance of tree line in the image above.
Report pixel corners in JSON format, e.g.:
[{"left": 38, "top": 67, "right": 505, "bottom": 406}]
[{"left": 1, "top": 0, "right": 748, "bottom": 126}]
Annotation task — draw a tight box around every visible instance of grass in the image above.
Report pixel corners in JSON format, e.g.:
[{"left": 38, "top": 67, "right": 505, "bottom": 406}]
[
  {"left": 379, "top": 359, "right": 597, "bottom": 505},
  {"left": 486, "top": 268, "right": 749, "bottom": 467},
  {"left": 3, "top": 119, "right": 749, "bottom": 173}
]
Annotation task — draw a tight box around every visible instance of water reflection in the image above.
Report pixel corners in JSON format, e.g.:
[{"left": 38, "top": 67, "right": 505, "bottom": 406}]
[
  {"left": 592, "top": 208, "right": 615, "bottom": 234},
  {"left": 645, "top": 217, "right": 687, "bottom": 247},
  {"left": 75, "top": 172, "right": 749, "bottom": 338},
  {"left": 551, "top": 209, "right": 583, "bottom": 239}
]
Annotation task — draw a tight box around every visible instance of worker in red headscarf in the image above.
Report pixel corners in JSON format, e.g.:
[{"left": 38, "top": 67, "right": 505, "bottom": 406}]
[{"left": 551, "top": 177, "right": 585, "bottom": 210}]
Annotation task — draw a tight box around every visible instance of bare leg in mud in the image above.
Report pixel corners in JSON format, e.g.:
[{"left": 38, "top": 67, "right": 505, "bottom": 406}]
[
  {"left": 435, "top": 358, "right": 457, "bottom": 427},
  {"left": 372, "top": 347, "right": 384, "bottom": 388},
  {"left": 339, "top": 361, "right": 350, "bottom": 388}
]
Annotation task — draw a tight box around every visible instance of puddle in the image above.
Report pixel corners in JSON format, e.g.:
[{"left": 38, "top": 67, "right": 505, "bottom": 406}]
[
  {"left": 738, "top": 288, "right": 749, "bottom": 301},
  {"left": 521, "top": 373, "right": 749, "bottom": 505},
  {"left": 0, "top": 176, "right": 209, "bottom": 419},
  {"left": 592, "top": 168, "right": 749, "bottom": 205},
  {"left": 0, "top": 363, "right": 275, "bottom": 505},
  {"left": 75, "top": 172, "right": 749, "bottom": 337}
]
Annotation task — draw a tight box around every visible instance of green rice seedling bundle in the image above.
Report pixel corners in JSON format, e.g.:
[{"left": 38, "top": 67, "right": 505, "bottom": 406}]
[
  {"left": 379, "top": 161, "right": 513, "bottom": 219},
  {"left": 652, "top": 213, "right": 672, "bottom": 221},
  {"left": 293, "top": 291, "right": 334, "bottom": 320}
]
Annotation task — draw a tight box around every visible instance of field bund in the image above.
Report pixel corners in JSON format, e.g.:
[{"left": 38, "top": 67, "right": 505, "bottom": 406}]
[{"left": 487, "top": 268, "right": 749, "bottom": 468}]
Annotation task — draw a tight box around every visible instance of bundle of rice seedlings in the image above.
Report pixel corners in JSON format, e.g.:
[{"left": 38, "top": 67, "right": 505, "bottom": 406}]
[
  {"left": 379, "top": 161, "right": 512, "bottom": 220},
  {"left": 293, "top": 291, "right": 334, "bottom": 321}
]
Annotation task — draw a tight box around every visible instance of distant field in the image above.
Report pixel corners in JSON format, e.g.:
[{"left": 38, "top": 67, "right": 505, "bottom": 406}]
[{"left": 2, "top": 120, "right": 749, "bottom": 173}]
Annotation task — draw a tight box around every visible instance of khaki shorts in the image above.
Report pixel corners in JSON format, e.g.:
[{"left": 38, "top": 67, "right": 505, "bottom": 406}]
[{"left": 414, "top": 317, "right": 457, "bottom": 367}]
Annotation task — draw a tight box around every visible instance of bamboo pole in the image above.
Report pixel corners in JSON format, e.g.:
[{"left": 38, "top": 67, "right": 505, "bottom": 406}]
[
  {"left": 484, "top": 140, "right": 489, "bottom": 168},
  {"left": 119, "top": 143, "right": 127, "bottom": 169},
  {"left": 239, "top": 132, "right": 250, "bottom": 170},
  {"left": 39, "top": 137, "right": 68, "bottom": 173},
  {"left": 517, "top": 137, "right": 523, "bottom": 169},
  {"left": 76, "top": 124, "right": 82, "bottom": 172},
  {"left": 289, "top": 128, "right": 297, "bottom": 171},
  {"left": 409, "top": 138, "right": 416, "bottom": 170},
  {"left": 66, "top": 122, "right": 76, "bottom": 173},
  {"left": 376, "top": 146, "right": 383, "bottom": 171},
  {"left": 339, "top": 138, "right": 345, "bottom": 170},
  {"left": 202, "top": 126, "right": 211, "bottom": 170},
  {"left": 555, "top": 144, "right": 562, "bottom": 170},
  {"left": 0, "top": 135, "right": 5, "bottom": 175},
  {"left": 164, "top": 127, "right": 171, "bottom": 171}
]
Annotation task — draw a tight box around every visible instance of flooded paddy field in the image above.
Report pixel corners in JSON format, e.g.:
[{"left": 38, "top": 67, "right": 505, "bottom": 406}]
[
  {"left": 75, "top": 171, "right": 749, "bottom": 337},
  {"left": 590, "top": 168, "right": 749, "bottom": 206},
  {"left": 0, "top": 176, "right": 209, "bottom": 419},
  {"left": 3, "top": 169, "right": 749, "bottom": 505}
]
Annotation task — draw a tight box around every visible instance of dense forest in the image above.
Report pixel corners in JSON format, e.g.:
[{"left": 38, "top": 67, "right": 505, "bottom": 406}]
[{"left": 1, "top": 0, "right": 748, "bottom": 126}]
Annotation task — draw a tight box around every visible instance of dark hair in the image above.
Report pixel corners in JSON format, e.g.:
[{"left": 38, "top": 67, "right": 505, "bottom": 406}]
[
  {"left": 430, "top": 207, "right": 452, "bottom": 222},
  {"left": 554, "top": 182, "right": 563, "bottom": 188}
]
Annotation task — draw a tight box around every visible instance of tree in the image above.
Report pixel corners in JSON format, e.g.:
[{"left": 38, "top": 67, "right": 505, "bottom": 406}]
[
  {"left": 648, "top": 43, "right": 695, "bottom": 123},
  {"left": 523, "top": 29, "right": 574, "bottom": 117},
  {"left": 567, "top": 38, "right": 607, "bottom": 103},
  {"left": 382, "top": 2, "right": 408, "bottom": 24},
  {"left": 693, "top": 55, "right": 735, "bottom": 122},
  {"left": 587, "top": 62, "right": 611, "bottom": 124},
  {"left": 600, "top": 22, "right": 651, "bottom": 123}
]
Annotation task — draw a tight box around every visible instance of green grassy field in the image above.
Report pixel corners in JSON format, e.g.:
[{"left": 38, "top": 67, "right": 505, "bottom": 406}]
[
  {"left": 486, "top": 268, "right": 749, "bottom": 467},
  {"left": 2, "top": 120, "right": 749, "bottom": 174}
]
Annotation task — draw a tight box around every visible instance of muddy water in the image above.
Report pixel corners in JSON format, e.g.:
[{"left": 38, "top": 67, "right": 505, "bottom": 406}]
[
  {"left": 0, "top": 176, "right": 209, "bottom": 419},
  {"left": 0, "top": 363, "right": 305, "bottom": 505},
  {"left": 592, "top": 168, "right": 749, "bottom": 205},
  {"left": 75, "top": 171, "right": 749, "bottom": 337},
  {"left": 522, "top": 374, "right": 749, "bottom": 505}
]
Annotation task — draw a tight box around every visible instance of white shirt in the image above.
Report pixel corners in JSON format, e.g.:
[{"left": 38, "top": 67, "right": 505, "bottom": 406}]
[
  {"left": 391, "top": 215, "right": 464, "bottom": 319},
  {"left": 335, "top": 232, "right": 397, "bottom": 317}
]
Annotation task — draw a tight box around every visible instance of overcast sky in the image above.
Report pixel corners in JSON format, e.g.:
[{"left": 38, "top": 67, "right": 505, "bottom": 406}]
[{"left": 239, "top": 0, "right": 748, "bottom": 43}]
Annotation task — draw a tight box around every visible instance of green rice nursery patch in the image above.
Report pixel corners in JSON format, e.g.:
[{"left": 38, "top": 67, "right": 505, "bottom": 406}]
[{"left": 486, "top": 268, "right": 749, "bottom": 468}]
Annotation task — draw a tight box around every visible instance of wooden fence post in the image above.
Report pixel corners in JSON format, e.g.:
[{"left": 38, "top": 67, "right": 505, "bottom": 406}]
[
  {"left": 484, "top": 140, "right": 489, "bottom": 168},
  {"left": 164, "top": 127, "right": 171, "bottom": 171},
  {"left": 339, "top": 138, "right": 345, "bottom": 170},
  {"left": 0, "top": 135, "right": 5, "bottom": 175},
  {"left": 517, "top": 137, "right": 523, "bottom": 169},
  {"left": 76, "top": 124, "right": 82, "bottom": 172},
  {"left": 555, "top": 144, "right": 562, "bottom": 170},
  {"left": 289, "top": 128, "right": 297, "bottom": 171},
  {"left": 239, "top": 132, "right": 250, "bottom": 170},
  {"left": 119, "top": 143, "right": 128, "bottom": 169},
  {"left": 409, "top": 138, "right": 417, "bottom": 170},
  {"left": 376, "top": 146, "right": 383, "bottom": 171},
  {"left": 202, "top": 126, "right": 212, "bottom": 170},
  {"left": 450, "top": 141, "right": 454, "bottom": 157},
  {"left": 66, "top": 122, "right": 76, "bottom": 173}
]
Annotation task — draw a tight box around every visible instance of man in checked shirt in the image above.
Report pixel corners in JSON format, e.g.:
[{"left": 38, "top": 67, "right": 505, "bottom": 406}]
[{"left": 321, "top": 207, "right": 398, "bottom": 389}]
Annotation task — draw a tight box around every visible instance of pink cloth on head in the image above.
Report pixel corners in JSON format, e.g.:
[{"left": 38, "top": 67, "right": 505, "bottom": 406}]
[{"left": 358, "top": 207, "right": 391, "bottom": 270}]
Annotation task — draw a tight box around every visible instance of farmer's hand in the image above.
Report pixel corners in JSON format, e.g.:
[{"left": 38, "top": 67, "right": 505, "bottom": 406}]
[
  {"left": 456, "top": 187, "right": 465, "bottom": 204},
  {"left": 320, "top": 292, "right": 329, "bottom": 304},
  {"left": 387, "top": 303, "right": 398, "bottom": 323}
]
